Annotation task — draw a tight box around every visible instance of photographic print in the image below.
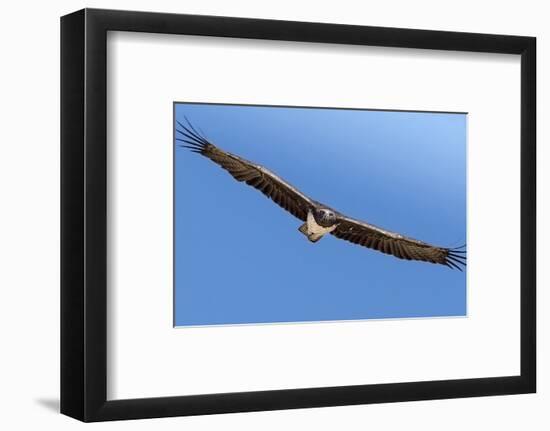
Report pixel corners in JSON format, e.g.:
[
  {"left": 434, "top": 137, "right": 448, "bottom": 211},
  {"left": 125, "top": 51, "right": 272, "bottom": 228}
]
[
  {"left": 174, "top": 103, "right": 467, "bottom": 327},
  {"left": 61, "top": 10, "right": 535, "bottom": 420}
]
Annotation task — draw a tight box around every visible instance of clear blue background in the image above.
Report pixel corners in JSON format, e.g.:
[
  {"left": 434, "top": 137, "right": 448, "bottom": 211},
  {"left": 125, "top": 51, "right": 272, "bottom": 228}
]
[{"left": 174, "top": 103, "right": 467, "bottom": 326}]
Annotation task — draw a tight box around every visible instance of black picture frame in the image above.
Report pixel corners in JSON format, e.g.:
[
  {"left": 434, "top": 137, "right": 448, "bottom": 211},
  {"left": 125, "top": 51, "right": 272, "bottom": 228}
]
[{"left": 61, "top": 8, "right": 536, "bottom": 422}]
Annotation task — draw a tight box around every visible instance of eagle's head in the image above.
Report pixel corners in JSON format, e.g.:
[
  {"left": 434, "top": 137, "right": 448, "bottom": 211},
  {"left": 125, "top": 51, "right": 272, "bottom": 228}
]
[{"left": 314, "top": 208, "right": 337, "bottom": 227}]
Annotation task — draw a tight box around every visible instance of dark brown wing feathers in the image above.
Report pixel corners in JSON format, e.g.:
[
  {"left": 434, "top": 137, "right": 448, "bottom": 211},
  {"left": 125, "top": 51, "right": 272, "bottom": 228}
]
[
  {"left": 176, "top": 118, "right": 314, "bottom": 221},
  {"left": 332, "top": 216, "right": 466, "bottom": 270}
]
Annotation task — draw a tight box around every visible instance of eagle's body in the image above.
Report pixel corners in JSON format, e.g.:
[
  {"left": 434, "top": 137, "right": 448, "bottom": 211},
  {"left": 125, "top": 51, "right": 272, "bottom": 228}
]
[
  {"left": 299, "top": 210, "right": 338, "bottom": 243},
  {"left": 176, "top": 118, "right": 466, "bottom": 270}
]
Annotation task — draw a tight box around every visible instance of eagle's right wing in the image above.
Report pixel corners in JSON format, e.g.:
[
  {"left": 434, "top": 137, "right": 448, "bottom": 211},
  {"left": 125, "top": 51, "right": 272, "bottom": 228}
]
[
  {"left": 332, "top": 215, "right": 466, "bottom": 270},
  {"left": 176, "top": 118, "right": 316, "bottom": 221}
]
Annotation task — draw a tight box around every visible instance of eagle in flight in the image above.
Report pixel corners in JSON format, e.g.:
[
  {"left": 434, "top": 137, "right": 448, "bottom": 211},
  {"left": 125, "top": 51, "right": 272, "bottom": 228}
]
[{"left": 177, "top": 118, "right": 466, "bottom": 270}]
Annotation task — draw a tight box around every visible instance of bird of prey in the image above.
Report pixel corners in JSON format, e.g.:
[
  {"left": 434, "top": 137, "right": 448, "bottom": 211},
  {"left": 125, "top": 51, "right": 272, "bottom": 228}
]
[{"left": 176, "top": 118, "right": 466, "bottom": 270}]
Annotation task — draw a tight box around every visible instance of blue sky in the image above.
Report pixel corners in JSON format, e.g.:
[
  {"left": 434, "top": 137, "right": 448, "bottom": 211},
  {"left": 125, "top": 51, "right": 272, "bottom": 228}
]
[{"left": 174, "top": 103, "right": 467, "bottom": 326}]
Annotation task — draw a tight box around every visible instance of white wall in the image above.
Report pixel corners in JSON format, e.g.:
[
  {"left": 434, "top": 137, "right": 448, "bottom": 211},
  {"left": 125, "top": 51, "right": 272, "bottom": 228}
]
[{"left": 0, "top": 0, "right": 546, "bottom": 429}]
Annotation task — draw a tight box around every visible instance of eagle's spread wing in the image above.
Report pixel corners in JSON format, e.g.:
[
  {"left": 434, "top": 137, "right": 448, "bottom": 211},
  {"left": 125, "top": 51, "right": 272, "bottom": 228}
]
[
  {"left": 332, "top": 215, "right": 466, "bottom": 270},
  {"left": 176, "top": 118, "right": 316, "bottom": 221}
]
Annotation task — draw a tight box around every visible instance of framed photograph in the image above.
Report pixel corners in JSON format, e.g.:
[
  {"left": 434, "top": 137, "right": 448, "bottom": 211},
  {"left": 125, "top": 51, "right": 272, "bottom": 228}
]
[{"left": 61, "top": 8, "right": 536, "bottom": 422}]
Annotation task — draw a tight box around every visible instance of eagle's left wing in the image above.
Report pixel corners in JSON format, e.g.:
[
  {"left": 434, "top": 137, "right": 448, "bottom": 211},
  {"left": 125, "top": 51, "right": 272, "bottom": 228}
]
[
  {"left": 176, "top": 118, "right": 317, "bottom": 221},
  {"left": 332, "top": 215, "right": 466, "bottom": 270}
]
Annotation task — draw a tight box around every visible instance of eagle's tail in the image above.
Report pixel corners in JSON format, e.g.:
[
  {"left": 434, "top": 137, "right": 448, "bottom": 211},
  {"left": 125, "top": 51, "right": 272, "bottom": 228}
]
[{"left": 298, "top": 223, "right": 322, "bottom": 243}]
